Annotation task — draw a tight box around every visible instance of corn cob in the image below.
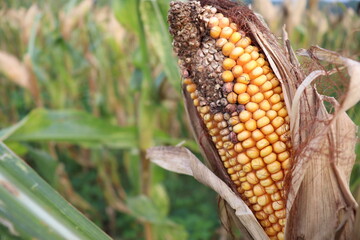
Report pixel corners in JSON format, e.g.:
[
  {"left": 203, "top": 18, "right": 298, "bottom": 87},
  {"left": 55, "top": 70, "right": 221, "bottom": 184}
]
[{"left": 169, "top": 2, "right": 291, "bottom": 239}]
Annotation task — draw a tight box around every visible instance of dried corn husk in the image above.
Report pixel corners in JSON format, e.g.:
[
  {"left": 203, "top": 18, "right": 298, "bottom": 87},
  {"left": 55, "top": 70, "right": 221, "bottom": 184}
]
[{"left": 147, "top": 1, "right": 358, "bottom": 239}]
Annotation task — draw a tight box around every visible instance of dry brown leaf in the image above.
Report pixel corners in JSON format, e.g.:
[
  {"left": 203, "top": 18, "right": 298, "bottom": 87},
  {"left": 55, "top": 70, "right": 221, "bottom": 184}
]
[
  {"left": 147, "top": 146, "right": 268, "bottom": 240},
  {"left": 22, "top": 4, "right": 40, "bottom": 44},
  {"left": 0, "top": 51, "right": 30, "bottom": 90},
  {"left": 60, "top": 0, "right": 93, "bottom": 39},
  {"left": 297, "top": 46, "right": 360, "bottom": 115}
]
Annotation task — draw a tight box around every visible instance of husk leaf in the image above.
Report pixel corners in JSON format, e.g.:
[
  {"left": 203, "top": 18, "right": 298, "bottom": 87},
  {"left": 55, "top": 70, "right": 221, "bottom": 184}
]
[{"left": 150, "top": 1, "right": 358, "bottom": 239}]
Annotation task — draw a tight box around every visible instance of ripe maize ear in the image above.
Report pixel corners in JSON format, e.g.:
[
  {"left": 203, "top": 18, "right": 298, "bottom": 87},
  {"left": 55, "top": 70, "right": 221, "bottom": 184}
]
[{"left": 169, "top": 2, "right": 292, "bottom": 239}]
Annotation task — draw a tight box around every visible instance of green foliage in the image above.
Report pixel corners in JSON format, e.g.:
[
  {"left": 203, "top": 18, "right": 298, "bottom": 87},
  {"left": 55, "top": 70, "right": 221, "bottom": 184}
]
[{"left": 0, "top": 143, "right": 111, "bottom": 240}]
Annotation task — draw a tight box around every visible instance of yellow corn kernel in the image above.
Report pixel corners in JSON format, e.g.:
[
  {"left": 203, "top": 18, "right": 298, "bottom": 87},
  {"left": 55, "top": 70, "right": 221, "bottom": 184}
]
[
  {"left": 251, "top": 92, "right": 265, "bottom": 103},
  {"left": 243, "top": 60, "right": 257, "bottom": 73},
  {"left": 230, "top": 47, "right": 244, "bottom": 59},
  {"left": 222, "top": 42, "right": 235, "bottom": 56},
  {"left": 261, "top": 220, "right": 271, "bottom": 227},
  {"left": 208, "top": 16, "right": 219, "bottom": 28},
  {"left": 256, "top": 168, "right": 270, "bottom": 180},
  {"left": 237, "top": 73, "right": 250, "bottom": 84},
  {"left": 263, "top": 90, "right": 274, "bottom": 99},
  {"left": 278, "top": 108, "right": 288, "bottom": 117},
  {"left": 253, "top": 203, "right": 262, "bottom": 211},
  {"left": 234, "top": 83, "right": 247, "bottom": 94},
  {"left": 255, "top": 211, "right": 268, "bottom": 220},
  {"left": 227, "top": 92, "right": 238, "bottom": 104},
  {"left": 262, "top": 65, "right": 271, "bottom": 74},
  {"left": 271, "top": 116, "right": 284, "bottom": 129},
  {"left": 237, "top": 53, "right": 251, "bottom": 65},
  {"left": 277, "top": 232, "right": 285, "bottom": 240},
  {"left": 260, "top": 145, "right": 273, "bottom": 157},
  {"left": 242, "top": 138, "right": 256, "bottom": 149},
  {"left": 256, "top": 138, "right": 270, "bottom": 150},
  {"left": 257, "top": 116, "right": 270, "bottom": 128},
  {"left": 261, "top": 124, "right": 275, "bottom": 135},
  {"left": 239, "top": 110, "right": 252, "bottom": 122},
  {"left": 261, "top": 178, "right": 274, "bottom": 187},
  {"left": 251, "top": 158, "right": 265, "bottom": 170},
  {"left": 245, "top": 119, "right": 257, "bottom": 131},
  {"left": 236, "top": 37, "right": 251, "bottom": 48},
  {"left": 259, "top": 100, "right": 271, "bottom": 111},
  {"left": 233, "top": 123, "right": 245, "bottom": 133},
  {"left": 273, "top": 86, "right": 282, "bottom": 94},
  {"left": 232, "top": 65, "right": 243, "bottom": 78},
  {"left": 252, "top": 129, "right": 264, "bottom": 141},
  {"left": 258, "top": 194, "right": 270, "bottom": 206},
  {"left": 273, "top": 141, "right": 287, "bottom": 154},
  {"left": 278, "top": 151, "right": 289, "bottom": 161},
  {"left": 265, "top": 227, "right": 277, "bottom": 236},
  {"left": 244, "top": 190, "right": 254, "bottom": 198},
  {"left": 249, "top": 66, "right": 264, "bottom": 79},
  {"left": 238, "top": 93, "right": 250, "bottom": 104},
  {"left": 263, "top": 204, "right": 274, "bottom": 214},
  {"left": 234, "top": 142, "right": 243, "bottom": 153},
  {"left": 229, "top": 22, "right": 238, "bottom": 31},
  {"left": 254, "top": 184, "right": 266, "bottom": 196},
  {"left": 222, "top": 70, "right": 234, "bottom": 82},
  {"left": 253, "top": 75, "right": 267, "bottom": 86},
  {"left": 243, "top": 163, "right": 252, "bottom": 172},
  {"left": 253, "top": 109, "right": 265, "bottom": 120},
  {"left": 246, "top": 102, "right": 259, "bottom": 112},
  {"left": 229, "top": 32, "right": 242, "bottom": 43},
  {"left": 215, "top": 38, "right": 227, "bottom": 48},
  {"left": 237, "top": 130, "right": 251, "bottom": 141},
  {"left": 186, "top": 83, "right": 197, "bottom": 93},
  {"left": 266, "top": 132, "right": 279, "bottom": 144},
  {"left": 237, "top": 153, "right": 250, "bottom": 164},
  {"left": 265, "top": 110, "right": 277, "bottom": 121},
  {"left": 256, "top": 57, "right": 265, "bottom": 67},
  {"left": 261, "top": 81, "right": 273, "bottom": 91},
  {"left": 231, "top": 173, "right": 239, "bottom": 181},
  {"left": 241, "top": 181, "right": 252, "bottom": 191},
  {"left": 281, "top": 159, "right": 291, "bottom": 170},
  {"left": 246, "top": 172, "right": 259, "bottom": 185},
  {"left": 272, "top": 102, "right": 284, "bottom": 111},
  {"left": 220, "top": 27, "right": 233, "bottom": 39},
  {"left": 271, "top": 192, "right": 281, "bottom": 202},
  {"left": 268, "top": 214, "right": 278, "bottom": 224},
  {"left": 263, "top": 152, "right": 277, "bottom": 164},
  {"left": 275, "top": 209, "right": 286, "bottom": 219},
  {"left": 210, "top": 26, "right": 221, "bottom": 38},
  {"left": 229, "top": 115, "right": 239, "bottom": 125},
  {"left": 246, "top": 147, "right": 260, "bottom": 159},
  {"left": 218, "top": 17, "right": 230, "bottom": 28},
  {"left": 271, "top": 170, "right": 284, "bottom": 181},
  {"left": 247, "top": 84, "right": 259, "bottom": 96},
  {"left": 269, "top": 94, "right": 281, "bottom": 104},
  {"left": 273, "top": 200, "right": 285, "bottom": 211},
  {"left": 267, "top": 161, "right": 281, "bottom": 174},
  {"left": 223, "top": 58, "right": 236, "bottom": 70},
  {"left": 251, "top": 51, "right": 260, "bottom": 60}
]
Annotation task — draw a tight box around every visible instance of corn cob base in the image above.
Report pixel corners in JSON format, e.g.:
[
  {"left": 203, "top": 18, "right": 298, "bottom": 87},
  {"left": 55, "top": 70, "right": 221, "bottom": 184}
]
[{"left": 169, "top": 2, "right": 291, "bottom": 239}]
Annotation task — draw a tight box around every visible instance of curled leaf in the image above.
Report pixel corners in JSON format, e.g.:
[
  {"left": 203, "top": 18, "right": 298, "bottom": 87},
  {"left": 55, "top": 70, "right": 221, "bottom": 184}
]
[{"left": 147, "top": 146, "right": 268, "bottom": 240}]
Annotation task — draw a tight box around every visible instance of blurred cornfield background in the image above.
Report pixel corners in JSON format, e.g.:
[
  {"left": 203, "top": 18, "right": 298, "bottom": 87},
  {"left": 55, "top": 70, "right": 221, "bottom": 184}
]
[{"left": 0, "top": 0, "right": 359, "bottom": 239}]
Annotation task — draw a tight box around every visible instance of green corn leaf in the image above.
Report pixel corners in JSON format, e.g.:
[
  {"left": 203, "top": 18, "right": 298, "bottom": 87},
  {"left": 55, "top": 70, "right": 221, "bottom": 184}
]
[
  {"left": 0, "top": 142, "right": 112, "bottom": 240},
  {"left": 0, "top": 109, "right": 137, "bottom": 149}
]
